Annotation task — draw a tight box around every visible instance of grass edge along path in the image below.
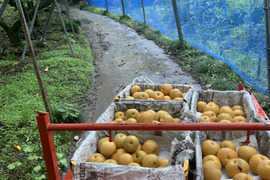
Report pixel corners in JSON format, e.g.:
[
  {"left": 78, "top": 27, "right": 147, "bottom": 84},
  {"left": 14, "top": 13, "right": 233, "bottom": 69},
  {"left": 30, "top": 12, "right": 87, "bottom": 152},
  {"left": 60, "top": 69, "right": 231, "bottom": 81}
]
[{"left": 0, "top": 21, "right": 94, "bottom": 179}]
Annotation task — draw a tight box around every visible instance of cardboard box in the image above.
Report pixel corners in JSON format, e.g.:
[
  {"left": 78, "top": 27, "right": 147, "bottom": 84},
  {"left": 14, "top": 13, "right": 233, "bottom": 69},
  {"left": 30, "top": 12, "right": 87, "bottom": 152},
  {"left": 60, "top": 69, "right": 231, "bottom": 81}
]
[
  {"left": 190, "top": 89, "right": 261, "bottom": 140},
  {"left": 71, "top": 99, "right": 202, "bottom": 179},
  {"left": 72, "top": 130, "right": 200, "bottom": 180},
  {"left": 116, "top": 83, "right": 194, "bottom": 105},
  {"left": 197, "top": 131, "right": 270, "bottom": 180}
]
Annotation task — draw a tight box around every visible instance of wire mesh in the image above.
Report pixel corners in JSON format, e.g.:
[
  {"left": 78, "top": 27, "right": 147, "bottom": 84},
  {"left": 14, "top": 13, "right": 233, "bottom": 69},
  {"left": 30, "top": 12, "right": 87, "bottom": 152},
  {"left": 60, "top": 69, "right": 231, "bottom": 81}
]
[{"left": 87, "top": 0, "right": 267, "bottom": 95}]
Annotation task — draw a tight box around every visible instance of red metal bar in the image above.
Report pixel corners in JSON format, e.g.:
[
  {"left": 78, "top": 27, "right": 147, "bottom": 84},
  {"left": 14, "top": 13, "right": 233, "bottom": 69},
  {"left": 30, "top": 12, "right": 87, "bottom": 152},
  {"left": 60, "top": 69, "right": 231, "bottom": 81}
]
[
  {"left": 46, "top": 122, "right": 270, "bottom": 131},
  {"left": 237, "top": 84, "right": 244, "bottom": 91},
  {"left": 63, "top": 169, "right": 73, "bottom": 180},
  {"left": 246, "top": 130, "right": 251, "bottom": 144},
  {"left": 36, "top": 111, "right": 61, "bottom": 180},
  {"left": 238, "top": 84, "right": 270, "bottom": 122},
  {"left": 109, "top": 130, "right": 113, "bottom": 142},
  {"left": 250, "top": 92, "right": 270, "bottom": 122}
]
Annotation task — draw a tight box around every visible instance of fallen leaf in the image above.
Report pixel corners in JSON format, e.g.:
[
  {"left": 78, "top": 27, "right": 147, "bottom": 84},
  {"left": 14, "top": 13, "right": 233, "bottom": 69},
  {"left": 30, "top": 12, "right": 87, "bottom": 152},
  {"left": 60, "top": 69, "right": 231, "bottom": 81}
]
[
  {"left": 156, "top": 72, "right": 160, "bottom": 75},
  {"left": 205, "top": 84, "right": 211, "bottom": 88},
  {"left": 74, "top": 135, "right": 79, "bottom": 141},
  {"left": 35, "top": 93, "right": 39, "bottom": 98},
  {"left": 71, "top": 160, "right": 75, "bottom": 170},
  {"left": 14, "top": 144, "right": 21, "bottom": 151},
  {"left": 13, "top": 61, "right": 20, "bottom": 66},
  {"left": 44, "top": 67, "right": 49, "bottom": 72}
]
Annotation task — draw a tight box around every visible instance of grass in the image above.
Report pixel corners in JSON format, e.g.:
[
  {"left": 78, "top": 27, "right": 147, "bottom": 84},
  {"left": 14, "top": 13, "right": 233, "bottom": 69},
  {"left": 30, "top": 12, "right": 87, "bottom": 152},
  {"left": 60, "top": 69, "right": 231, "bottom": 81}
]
[
  {"left": 80, "top": 5, "right": 270, "bottom": 116},
  {"left": 0, "top": 9, "right": 93, "bottom": 179}
]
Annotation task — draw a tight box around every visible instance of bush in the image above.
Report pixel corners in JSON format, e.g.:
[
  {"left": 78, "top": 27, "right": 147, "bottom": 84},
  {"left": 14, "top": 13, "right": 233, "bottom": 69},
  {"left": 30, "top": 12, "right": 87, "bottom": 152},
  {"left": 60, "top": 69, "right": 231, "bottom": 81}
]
[{"left": 51, "top": 103, "right": 84, "bottom": 123}]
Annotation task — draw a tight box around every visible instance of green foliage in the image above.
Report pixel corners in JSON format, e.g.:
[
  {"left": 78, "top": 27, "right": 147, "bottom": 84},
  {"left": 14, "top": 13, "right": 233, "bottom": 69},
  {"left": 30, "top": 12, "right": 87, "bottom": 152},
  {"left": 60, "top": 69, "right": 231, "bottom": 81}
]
[
  {"left": 51, "top": 103, "right": 84, "bottom": 123},
  {"left": 70, "top": 0, "right": 81, "bottom": 6},
  {"left": 61, "top": 14, "right": 81, "bottom": 34},
  {"left": 0, "top": 10, "right": 93, "bottom": 179},
  {"left": 73, "top": 19, "right": 82, "bottom": 26}
]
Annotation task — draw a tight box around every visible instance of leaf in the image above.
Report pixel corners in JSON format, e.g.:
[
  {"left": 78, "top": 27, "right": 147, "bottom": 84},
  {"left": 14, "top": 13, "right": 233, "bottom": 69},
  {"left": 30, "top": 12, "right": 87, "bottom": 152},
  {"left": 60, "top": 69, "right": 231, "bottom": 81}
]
[
  {"left": 15, "top": 162, "right": 22, "bottom": 166},
  {"left": 36, "top": 174, "right": 46, "bottom": 180},
  {"left": 44, "top": 67, "right": 49, "bottom": 72},
  {"left": 33, "top": 165, "right": 42, "bottom": 172},
  {"left": 71, "top": 160, "right": 75, "bottom": 170},
  {"left": 35, "top": 93, "right": 39, "bottom": 98},
  {"left": 23, "top": 146, "right": 33, "bottom": 152},
  {"left": 13, "top": 61, "right": 20, "bottom": 66},
  {"left": 62, "top": 113, "right": 69, "bottom": 120},
  {"left": 57, "top": 108, "right": 66, "bottom": 113},
  {"left": 69, "top": 112, "right": 78, "bottom": 118},
  {"left": 28, "top": 155, "right": 40, "bottom": 160},
  {"left": 59, "top": 158, "right": 68, "bottom": 166},
  {"left": 74, "top": 135, "right": 79, "bottom": 141},
  {"left": 56, "top": 152, "right": 64, "bottom": 159},
  {"left": 7, "top": 163, "right": 16, "bottom": 170},
  {"left": 14, "top": 144, "right": 21, "bottom": 150}
]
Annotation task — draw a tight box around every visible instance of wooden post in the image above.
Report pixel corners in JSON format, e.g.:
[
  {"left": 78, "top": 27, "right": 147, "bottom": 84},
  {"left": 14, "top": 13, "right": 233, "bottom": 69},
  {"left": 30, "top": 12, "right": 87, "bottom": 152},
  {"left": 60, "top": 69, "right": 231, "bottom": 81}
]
[
  {"left": 171, "top": 0, "right": 183, "bottom": 43},
  {"left": 264, "top": 0, "right": 270, "bottom": 97},
  {"left": 121, "top": 0, "right": 125, "bottom": 16},
  {"left": 105, "top": 0, "right": 108, "bottom": 11},
  {"left": 15, "top": 0, "right": 53, "bottom": 121},
  {"left": 141, "top": 0, "right": 146, "bottom": 25}
]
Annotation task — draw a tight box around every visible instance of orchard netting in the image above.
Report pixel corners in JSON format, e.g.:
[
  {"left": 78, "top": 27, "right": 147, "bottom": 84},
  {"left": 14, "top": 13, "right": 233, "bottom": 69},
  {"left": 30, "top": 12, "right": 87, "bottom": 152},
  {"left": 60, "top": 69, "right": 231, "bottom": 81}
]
[{"left": 86, "top": 0, "right": 267, "bottom": 95}]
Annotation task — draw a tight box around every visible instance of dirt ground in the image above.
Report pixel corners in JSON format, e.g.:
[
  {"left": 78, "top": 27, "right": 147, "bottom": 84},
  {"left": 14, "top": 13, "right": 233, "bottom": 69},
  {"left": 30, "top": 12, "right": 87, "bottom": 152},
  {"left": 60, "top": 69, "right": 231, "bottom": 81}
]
[{"left": 69, "top": 6, "right": 201, "bottom": 124}]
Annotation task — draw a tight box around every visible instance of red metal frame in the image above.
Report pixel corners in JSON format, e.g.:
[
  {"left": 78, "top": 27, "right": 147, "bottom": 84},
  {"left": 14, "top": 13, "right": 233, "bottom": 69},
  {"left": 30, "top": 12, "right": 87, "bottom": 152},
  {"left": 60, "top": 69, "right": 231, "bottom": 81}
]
[
  {"left": 238, "top": 84, "right": 269, "bottom": 122},
  {"left": 36, "top": 85, "right": 270, "bottom": 180},
  {"left": 36, "top": 112, "right": 61, "bottom": 180},
  {"left": 37, "top": 113, "right": 270, "bottom": 180}
]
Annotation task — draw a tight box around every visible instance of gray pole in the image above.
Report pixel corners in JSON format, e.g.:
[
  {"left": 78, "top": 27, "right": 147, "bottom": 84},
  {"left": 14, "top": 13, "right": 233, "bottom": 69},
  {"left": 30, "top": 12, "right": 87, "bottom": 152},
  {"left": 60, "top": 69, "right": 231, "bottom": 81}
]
[
  {"left": 141, "top": 0, "right": 146, "bottom": 26},
  {"left": 21, "top": 0, "right": 41, "bottom": 61},
  {"left": 105, "top": 0, "right": 108, "bottom": 11},
  {"left": 0, "top": 0, "right": 10, "bottom": 18},
  {"left": 41, "top": 3, "right": 55, "bottom": 41},
  {"left": 60, "top": 0, "right": 63, "bottom": 12},
  {"left": 121, "top": 0, "right": 125, "bottom": 16},
  {"left": 15, "top": 0, "right": 53, "bottom": 121},
  {"left": 171, "top": 0, "right": 183, "bottom": 43},
  {"left": 64, "top": 0, "right": 75, "bottom": 35},
  {"left": 264, "top": 0, "right": 270, "bottom": 97},
  {"left": 54, "top": 0, "right": 75, "bottom": 56}
]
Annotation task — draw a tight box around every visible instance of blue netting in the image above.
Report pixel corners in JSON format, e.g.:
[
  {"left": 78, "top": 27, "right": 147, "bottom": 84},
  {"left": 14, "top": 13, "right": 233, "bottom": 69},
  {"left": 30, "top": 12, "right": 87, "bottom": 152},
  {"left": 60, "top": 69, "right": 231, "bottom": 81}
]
[{"left": 87, "top": 0, "right": 268, "bottom": 95}]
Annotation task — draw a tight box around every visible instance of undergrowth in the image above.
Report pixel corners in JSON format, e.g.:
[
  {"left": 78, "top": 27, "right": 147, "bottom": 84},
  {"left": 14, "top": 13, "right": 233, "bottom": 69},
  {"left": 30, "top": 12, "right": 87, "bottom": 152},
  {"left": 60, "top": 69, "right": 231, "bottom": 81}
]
[{"left": 0, "top": 9, "right": 93, "bottom": 179}]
